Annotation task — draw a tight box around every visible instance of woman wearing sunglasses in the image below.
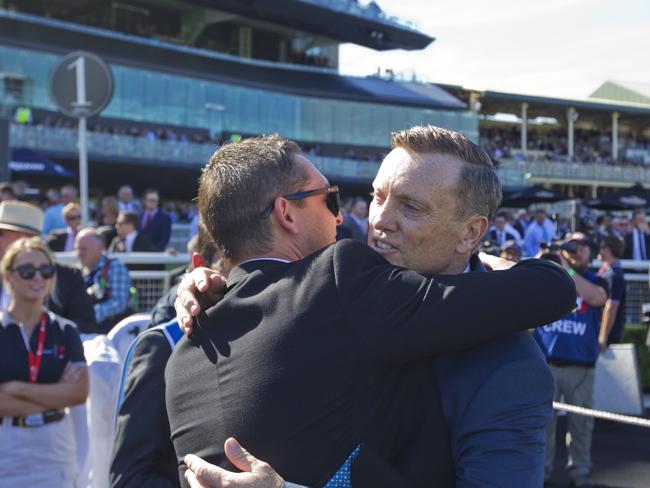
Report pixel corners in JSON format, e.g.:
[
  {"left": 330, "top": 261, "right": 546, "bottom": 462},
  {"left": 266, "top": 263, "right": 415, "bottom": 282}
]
[{"left": 0, "top": 237, "right": 88, "bottom": 487}]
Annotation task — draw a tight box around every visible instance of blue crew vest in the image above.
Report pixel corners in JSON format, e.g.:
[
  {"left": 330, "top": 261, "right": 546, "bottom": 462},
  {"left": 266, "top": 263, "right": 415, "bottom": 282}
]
[
  {"left": 534, "top": 270, "right": 604, "bottom": 366},
  {"left": 115, "top": 319, "right": 183, "bottom": 413}
]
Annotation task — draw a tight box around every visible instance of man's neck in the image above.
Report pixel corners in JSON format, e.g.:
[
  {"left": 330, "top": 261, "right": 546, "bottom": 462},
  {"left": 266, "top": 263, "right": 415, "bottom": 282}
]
[{"left": 437, "top": 257, "right": 471, "bottom": 276}]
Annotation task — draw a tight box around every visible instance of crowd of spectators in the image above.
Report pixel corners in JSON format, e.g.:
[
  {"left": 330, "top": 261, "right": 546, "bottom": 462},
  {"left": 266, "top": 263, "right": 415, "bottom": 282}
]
[
  {"left": 481, "top": 127, "right": 650, "bottom": 166},
  {"left": 20, "top": 109, "right": 650, "bottom": 168}
]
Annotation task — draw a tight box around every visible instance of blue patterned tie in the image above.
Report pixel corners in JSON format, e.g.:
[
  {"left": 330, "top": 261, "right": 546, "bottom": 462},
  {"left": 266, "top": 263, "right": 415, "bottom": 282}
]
[{"left": 324, "top": 444, "right": 362, "bottom": 488}]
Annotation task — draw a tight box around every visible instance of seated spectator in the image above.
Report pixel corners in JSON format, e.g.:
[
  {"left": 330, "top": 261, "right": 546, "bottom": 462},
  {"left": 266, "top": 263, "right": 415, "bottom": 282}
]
[
  {"left": 47, "top": 202, "right": 82, "bottom": 252},
  {"left": 0, "top": 236, "right": 88, "bottom": 486},
  {"left": 109, "top": 212, "right": 154, "bottom": 253},
  {"left": 76, "top": 228, "right": 133, "bottom": 334},
  {"left": 139, "top": 189, "right": 172, "bottom": 251}
]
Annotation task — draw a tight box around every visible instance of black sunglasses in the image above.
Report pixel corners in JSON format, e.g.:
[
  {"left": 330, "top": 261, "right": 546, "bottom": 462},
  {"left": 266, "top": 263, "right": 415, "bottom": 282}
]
[
  {"left": 12, "top": 263, "right": 56, "bottom": 280},
  {"left": 260, "top": 185, "right": 340, "bottom": 219}
]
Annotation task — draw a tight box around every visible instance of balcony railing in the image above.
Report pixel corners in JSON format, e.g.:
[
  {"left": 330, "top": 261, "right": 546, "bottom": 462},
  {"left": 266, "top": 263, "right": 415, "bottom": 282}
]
[
  {"left": 9, "top": 124, "right": 380, "bottom": 181},
  {"left": 499, "top": 159, "right": 650, "bottom": 186},
  {"left": 15, "top": 124, "right": 650, "bottom": 185}
]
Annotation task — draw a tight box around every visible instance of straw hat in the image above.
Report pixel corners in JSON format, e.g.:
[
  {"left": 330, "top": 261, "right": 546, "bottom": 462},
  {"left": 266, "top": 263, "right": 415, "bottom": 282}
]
[{"left": 0, "top": 201, "right": 44, "bottom": 235}]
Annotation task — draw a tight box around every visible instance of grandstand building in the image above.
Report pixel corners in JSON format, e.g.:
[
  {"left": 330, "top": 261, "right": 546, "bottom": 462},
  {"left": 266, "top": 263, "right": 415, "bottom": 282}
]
[
  {"left": 0, "top": 0, "right": 473, "bottom": 197},
  {"left": 444, "top": 84, "right": 650, "bottom": 199},
  {"left": 1, "top": 1, "right": 649, "bottom": 201}
]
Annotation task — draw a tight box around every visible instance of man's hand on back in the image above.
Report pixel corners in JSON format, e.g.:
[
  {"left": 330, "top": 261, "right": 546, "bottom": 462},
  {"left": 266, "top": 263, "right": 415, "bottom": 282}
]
[
  {"left": 175, "top": 267, "right": 226, "bottom": 334},
  {"left": 478, "top": 252, "right": 515, "bottom": 271},
  {"left": 184, "top": 437, "right": 284, "bottom": 488}
]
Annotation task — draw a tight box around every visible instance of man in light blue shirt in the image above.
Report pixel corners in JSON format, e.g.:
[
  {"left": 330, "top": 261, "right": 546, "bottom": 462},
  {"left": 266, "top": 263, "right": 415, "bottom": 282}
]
[
  {"left": 524, "top": 209, "right": 557, "bottom": 257},
  {"left": 43, "top": 184, "right": 77, "bottom": 234}
]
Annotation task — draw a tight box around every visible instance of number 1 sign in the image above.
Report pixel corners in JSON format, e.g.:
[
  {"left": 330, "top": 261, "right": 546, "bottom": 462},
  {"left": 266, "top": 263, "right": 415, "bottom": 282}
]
[{"left": 50, "top": 52, "right": 113, "bottom": 226}]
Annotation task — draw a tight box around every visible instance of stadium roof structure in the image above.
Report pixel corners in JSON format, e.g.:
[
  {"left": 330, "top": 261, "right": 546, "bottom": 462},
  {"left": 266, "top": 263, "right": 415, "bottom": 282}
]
[
  {"left": 197, "top": 0, "right": 434, "bottom": 51},
  {"left": 590, "top": 80, "right": 650, "bottom": 106},
  {"left": 0, "top": 9, "right": 461, "bottom": 111},
  {"left": 440, "top": 84, "right": 650, "bottom": 122}
]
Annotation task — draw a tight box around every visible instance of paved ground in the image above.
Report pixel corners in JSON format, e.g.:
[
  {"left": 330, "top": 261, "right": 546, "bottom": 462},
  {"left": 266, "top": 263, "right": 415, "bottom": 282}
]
[{"left": 545, "top": 410, "right": 650, "bottom": 488}]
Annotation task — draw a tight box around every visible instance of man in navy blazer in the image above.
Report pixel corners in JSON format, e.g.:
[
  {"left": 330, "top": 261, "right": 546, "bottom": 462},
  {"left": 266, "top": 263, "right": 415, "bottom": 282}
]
[
  {"left": 175, "top": 127, "right": 560, "bottom": 488},
  {"left": 140, "top": 189, "right": 172, "bottom": 251}
]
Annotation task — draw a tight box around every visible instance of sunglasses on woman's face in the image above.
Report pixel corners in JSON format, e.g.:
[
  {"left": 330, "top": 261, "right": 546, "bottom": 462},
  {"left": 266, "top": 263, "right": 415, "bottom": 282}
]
[{"left": 12, "top": 263, "right": 56, "bottom": 280}]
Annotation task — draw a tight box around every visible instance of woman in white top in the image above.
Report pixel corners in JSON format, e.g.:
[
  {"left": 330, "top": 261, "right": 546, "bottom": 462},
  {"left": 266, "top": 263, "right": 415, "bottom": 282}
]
[{"left": 0, "top": 237, "right": 88, "bottom": 487}]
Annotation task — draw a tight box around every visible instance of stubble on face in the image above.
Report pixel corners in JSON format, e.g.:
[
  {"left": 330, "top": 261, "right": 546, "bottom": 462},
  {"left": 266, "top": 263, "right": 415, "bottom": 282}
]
[{"left": 368, "top": 148, "right": 469, "bottom": 275}]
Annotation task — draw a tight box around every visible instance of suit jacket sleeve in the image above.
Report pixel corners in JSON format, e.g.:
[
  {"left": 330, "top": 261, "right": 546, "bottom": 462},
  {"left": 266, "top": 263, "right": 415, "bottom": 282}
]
[
  {"left": 436, "top": 335, "right": 554, "bottom": 488},
  {"left": 49, "top": 265, "right": 98, "bottom": 334},
  {"left": 333, "top": 240, "right": 576, "bottom": 364},
  {"left": 152, "top": 213, "right": 172, "bottom": 251},
  {"left": 111, "top": 331, "right": 178, "bottom": 488}
]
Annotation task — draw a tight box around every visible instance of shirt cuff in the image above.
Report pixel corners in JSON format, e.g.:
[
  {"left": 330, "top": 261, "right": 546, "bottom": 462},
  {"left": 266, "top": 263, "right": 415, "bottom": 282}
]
[{"left": 282, "top": 483, "right": 310, "bottom": 488}]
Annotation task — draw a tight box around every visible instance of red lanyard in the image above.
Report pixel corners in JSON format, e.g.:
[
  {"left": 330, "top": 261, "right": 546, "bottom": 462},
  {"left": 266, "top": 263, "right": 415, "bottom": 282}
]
[{"left": 27, "top": 314, "right": 48, "bottom": 383}]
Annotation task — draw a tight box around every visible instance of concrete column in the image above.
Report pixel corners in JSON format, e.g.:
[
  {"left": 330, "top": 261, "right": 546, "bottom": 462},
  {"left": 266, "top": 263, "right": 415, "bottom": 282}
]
[
  {"left": 567, "top": 107, "right": 576, "bottom": 159},
  {"left": 521, "top": 102, "right": 528, "bottom": 156},
  {"left": 592, "top": 185, "right": 598, "bottom": 199},
  {"left": 612, "top": 111, "right": 619, "bottom": 160}
]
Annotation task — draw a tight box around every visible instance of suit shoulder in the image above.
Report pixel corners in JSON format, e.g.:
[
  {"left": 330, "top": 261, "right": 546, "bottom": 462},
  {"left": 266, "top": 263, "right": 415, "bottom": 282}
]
[
  {"left": 437, "top": 332, "right": 547, "bottom": 381},
  {"left": 129, "top": 328, "right": 173, "bottom": 363},
  {"left": 330, "top": 239, "right": 384, "bottom": 266}
]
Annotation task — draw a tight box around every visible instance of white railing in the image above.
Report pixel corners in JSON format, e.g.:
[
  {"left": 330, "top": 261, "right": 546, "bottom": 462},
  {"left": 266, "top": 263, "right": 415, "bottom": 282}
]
[{"left": 54, "top": 252, "right": 189, "bottom": 311}]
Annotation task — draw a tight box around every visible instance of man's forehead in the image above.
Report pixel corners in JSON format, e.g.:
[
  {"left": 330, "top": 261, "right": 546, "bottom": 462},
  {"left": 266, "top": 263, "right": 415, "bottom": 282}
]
[{"left": 374, "top": 148, "right": 461, "bottom": 190}]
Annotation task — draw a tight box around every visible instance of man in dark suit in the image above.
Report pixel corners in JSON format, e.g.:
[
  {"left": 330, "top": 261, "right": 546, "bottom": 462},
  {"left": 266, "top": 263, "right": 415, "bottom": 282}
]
[
  {"left": 487, "top": 211, "right": 519, "bottom": 247},
  {"left": 623, "top": 208, "right": 650, "bottom": 260},
  {"left": 110, "top": 227, "right": 225, "bottom": 488},
  {"left": 0, "top": 201, "right": 97, "bottom": 333},
  {"left": 176, "top": 127, "right": 559, "bottom": 488},
  {"left": 166, "top": 135, "right": 575, "bottom": 487},
  {"left": 109, "top": 211, "right": 154, "bottom": 253},
  {"left": 139, "top": 189, "right": 172, "bottom": 251}
]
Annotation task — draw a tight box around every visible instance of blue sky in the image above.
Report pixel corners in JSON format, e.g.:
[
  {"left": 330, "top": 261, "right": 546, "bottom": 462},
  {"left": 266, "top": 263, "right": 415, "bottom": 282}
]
[{"left": 339, "top": 0, "right": 650, "bottom": 99}]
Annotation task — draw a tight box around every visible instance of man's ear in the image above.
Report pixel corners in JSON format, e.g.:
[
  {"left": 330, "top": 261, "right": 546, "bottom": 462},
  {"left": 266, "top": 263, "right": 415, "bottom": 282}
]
[
  {"left": 457, "top": 215, "right": 489, "bottom": 254},
  {"left": 191, "top": 252, "right": 205, "bottom": 269},
  {"left": 272, "top": 197, "right": 300, "bottom": 236}
]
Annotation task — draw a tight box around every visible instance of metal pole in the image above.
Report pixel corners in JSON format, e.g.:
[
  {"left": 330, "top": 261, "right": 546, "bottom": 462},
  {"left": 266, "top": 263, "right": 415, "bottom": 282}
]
[
  {"left": 567, "top": 107, "right": 575, "bottom": 159},
  {"left": 78, "top": 117, "right": 89, "bottom": 226},
  {"left": 521, "top": 102, "right": 528, "bottom": 156},
  {"left": 612, "top": 111, "right": 619, "bottom": 161}
]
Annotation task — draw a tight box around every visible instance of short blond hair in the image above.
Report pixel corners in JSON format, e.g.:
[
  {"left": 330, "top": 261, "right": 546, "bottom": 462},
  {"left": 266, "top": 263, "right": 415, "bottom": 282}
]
[
  {"left": 62, "top": 202, "right": 81, "bottom": 219},
  {"left": 391, "top": 125, "right": 502, "bottom": 221},
  {"left": 1, "top": 237, "right": 55, "bottom": 293}
]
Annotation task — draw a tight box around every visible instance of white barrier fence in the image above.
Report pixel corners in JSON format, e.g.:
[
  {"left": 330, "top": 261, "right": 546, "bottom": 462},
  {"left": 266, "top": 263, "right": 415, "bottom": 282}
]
[
  {"left": 54, "top": 254, "right": 650, "bottom": 322},
  {"left": 54, "top": 252, "right": 190, "bottom": 312}
]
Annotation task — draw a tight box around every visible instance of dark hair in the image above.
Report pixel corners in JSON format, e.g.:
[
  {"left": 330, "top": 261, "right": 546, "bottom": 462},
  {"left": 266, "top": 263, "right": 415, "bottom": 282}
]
[
  {"left": 198, "top": 135, "right": 306, "bottom": 264},
  {"left": 0, "top": 182, "right": 14, "bottom": 196},
  {"left": 601, "top": 234, "right": 625, "bottom": 259},
  {"left": 196, "top": 223, "right": 220, "bottom": 267},
  {"left": 390, "top": 125, "right": 502, "bottom": 221},
  {"left": 119, "top": 211, "right": 140, "bottom": 228}
]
